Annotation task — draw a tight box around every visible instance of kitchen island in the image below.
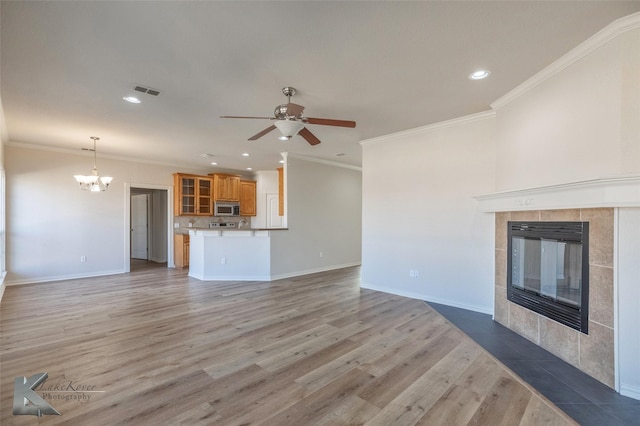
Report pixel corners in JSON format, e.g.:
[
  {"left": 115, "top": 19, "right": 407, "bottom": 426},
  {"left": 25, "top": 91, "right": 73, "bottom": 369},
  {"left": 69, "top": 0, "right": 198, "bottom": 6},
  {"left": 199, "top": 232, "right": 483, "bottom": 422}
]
[{"left": 187, "top": 228, "right": 287, "bottom": 281}]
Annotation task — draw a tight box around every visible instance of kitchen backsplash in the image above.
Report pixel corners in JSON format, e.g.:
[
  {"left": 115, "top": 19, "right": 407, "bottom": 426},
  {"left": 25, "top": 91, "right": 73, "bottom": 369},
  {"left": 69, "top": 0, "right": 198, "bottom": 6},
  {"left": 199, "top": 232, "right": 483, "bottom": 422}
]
[{"left": 174, "top": 216, "right": 246, "bottom": 234}]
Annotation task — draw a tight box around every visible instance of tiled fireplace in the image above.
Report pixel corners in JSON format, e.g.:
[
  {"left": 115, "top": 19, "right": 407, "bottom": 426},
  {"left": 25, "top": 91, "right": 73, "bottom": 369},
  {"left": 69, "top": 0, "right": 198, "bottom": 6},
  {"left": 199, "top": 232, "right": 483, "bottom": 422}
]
[
  {"left": 494, "top": 208, "right": 614, "bottom": 387},
  {"left": 475, "top": 176, "right": 640, "bottom": 396}
]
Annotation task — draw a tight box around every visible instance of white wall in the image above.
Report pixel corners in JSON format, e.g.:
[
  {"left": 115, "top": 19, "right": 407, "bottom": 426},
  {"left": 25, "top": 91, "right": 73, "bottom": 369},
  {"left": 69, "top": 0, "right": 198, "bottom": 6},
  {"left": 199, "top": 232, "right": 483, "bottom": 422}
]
[
  {"left": 270, "top": 157, "right": 361, "bottom": 278},
  {"left": 496, "top": 28, "right": 640, "bottom": 191},
  {"left": 5, "top": 144, "right": 208, "bottom": 284},
  {"left": 360, "top": 114, "right": 496, "bottom": 314},
  {"left": 0, "top": 95, "right": 7, "bottom": 301}
]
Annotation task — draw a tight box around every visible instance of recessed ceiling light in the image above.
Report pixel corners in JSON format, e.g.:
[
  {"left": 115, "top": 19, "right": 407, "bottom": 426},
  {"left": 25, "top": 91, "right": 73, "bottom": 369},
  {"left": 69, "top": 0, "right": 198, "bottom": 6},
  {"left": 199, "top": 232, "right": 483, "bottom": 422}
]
[
  {"left": 200, "top": 153, "right": 215, "bottom": 158},
  {"left": 123, "top": 96, "right": 141, "bottom": 104},
  {"left": 279, "top": 160, "right": 285, "bottom": 164},
  {"left": 210, "top": 162, "right": 218, "bottom": 166},
  {"left": 469, "top": 70, "right": 490, "bottom": 80},
  {"left": 242, "top": 153, "right": 250, "bottom": 157},
  {"left": 246, "top": 167, "right": 252, "bottom": 171}
]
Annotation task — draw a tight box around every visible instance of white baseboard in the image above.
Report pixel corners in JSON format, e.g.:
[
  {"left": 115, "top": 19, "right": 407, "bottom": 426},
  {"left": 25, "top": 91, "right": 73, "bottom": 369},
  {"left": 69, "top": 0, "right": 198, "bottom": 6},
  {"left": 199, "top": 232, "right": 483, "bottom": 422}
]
[
  {"left": 270, "top": 262, "right": 361, "bottom": 281},
  {"left": 620, "top": 383, "right": 640, "bottom": 401},
  {"left": 360, "top": 281, "right": 493, "bottom": 315},
  {"left": 187, "top": 262, "right": 361, "bottom": 282},
  {"left": 5, "top": 269, "right": 126, "bottom": 286},
  {"left": 188, "top": 271, "right": 271, "bottom": 282},
  {"left": 0, "top": 271, "right": 6, "bottom": 304}
]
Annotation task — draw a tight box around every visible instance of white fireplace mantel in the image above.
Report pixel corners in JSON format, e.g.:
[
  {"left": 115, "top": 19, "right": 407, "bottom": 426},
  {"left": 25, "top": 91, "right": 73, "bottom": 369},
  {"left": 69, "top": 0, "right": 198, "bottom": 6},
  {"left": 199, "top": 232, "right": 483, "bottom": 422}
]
[{"left": 474, "top": 176, "right": 640, "bottom": 212}]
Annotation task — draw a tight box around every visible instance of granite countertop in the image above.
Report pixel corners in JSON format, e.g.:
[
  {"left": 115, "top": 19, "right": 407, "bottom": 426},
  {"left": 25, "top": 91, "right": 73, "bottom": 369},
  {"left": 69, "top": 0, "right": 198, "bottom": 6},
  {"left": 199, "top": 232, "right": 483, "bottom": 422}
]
[{"left": 176, "top": 227, "right": 288, "bottom": 234}]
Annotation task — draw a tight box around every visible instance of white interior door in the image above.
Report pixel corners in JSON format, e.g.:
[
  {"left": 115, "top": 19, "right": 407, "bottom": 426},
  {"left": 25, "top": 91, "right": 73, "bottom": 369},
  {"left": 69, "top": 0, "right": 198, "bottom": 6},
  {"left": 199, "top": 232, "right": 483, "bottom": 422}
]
[
  {"left": 131, "top": 194, "right": 149, "bottom": 260},
  {"left": 266, "top": 193, "right": 282, "bottom": 228}
]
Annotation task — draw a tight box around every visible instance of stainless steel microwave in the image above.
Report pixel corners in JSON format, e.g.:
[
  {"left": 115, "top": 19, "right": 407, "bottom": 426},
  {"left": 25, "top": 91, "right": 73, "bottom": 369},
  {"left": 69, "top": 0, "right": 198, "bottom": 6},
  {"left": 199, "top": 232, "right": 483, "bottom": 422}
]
[{"left": 214, "top": 202, "right": 240, "bottom": 217}]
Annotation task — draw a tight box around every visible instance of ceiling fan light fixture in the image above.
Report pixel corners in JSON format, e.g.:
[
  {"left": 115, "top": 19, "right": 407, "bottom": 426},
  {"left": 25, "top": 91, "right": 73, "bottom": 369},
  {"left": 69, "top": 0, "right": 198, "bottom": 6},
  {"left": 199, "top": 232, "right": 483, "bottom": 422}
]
[{"left": 274, "top": 120, "right": 305, "bottom": 139}]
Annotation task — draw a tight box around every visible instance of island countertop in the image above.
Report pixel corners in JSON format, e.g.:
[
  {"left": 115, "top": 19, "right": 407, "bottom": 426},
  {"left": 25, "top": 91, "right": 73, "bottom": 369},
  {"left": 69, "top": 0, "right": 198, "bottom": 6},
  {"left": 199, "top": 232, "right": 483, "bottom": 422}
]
[{"left": 176, "top": 227, "right": 287, "bottom": 235}]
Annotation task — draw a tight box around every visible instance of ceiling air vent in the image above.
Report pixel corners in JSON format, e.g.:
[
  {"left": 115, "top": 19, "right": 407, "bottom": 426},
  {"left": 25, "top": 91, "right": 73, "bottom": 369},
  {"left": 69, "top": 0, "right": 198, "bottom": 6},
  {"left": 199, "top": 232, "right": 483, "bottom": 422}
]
[{"left": 133, "top": 85, "right": 161, "bottom": 96}]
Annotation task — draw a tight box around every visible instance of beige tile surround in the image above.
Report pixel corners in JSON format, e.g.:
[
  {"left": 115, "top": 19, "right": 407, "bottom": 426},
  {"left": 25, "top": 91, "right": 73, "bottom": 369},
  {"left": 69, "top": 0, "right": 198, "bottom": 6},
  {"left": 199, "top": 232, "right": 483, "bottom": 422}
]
[{"left": 495, "top": 208, "right": 614, "bottom": 388}]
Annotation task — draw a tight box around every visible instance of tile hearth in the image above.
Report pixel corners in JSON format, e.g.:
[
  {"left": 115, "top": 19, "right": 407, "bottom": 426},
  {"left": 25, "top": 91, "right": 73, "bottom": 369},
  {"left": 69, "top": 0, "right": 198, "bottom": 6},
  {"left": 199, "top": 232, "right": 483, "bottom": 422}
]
[{"left": 430, "top": 302, "right": 640, "bottom": 426}]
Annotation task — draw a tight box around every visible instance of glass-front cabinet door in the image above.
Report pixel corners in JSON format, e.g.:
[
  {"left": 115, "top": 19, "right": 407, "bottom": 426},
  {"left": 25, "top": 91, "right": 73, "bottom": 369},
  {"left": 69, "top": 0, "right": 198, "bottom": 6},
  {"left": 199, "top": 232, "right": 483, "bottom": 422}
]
[
  {"left": 174, "top": 174, "right": 213, "bottom": 216},
  {"left": 196, "top": 178, "right": 212, "bottom": 215}
]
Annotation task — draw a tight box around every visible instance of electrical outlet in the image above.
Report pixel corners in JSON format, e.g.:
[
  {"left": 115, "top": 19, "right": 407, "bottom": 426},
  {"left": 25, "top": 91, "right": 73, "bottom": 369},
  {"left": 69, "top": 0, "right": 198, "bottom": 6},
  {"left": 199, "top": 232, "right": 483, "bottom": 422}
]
[
  {"left": 414, "top": 269, "right": 419, "bottom": 277},
  {"left": 174, "top": 222, "right": 180, "bottom": 228},
  {"left": 80, "top": 256, "right": 87, "bottom": 262},
  {"left": 221, "top": 257, "right": 226, "bottom": 265}
]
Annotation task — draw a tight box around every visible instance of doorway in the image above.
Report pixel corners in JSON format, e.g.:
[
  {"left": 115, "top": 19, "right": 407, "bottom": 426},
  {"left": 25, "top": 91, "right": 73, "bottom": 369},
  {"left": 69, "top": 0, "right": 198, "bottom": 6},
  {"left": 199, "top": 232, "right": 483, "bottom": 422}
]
[
  {"left": 129, "top": 187, "right": 170, "bottom": 271},
  {"left": 266, "top": 192, "right": 283, "bottom": 228},
  {"left": 131, "top": 193, "right": 149, "bottom": 260}
]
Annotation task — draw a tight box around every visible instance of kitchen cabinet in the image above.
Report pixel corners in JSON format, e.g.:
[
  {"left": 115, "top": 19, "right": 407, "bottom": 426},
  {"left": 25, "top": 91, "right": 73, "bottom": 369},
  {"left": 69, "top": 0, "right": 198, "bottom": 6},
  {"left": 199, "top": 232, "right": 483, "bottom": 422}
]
[
  {"left": 239, "top": 180, "right": 257, "bottom": 216},
  {"left": 173, "top": 173, "right": 213, "bottom": 216},
  {"left": 210, "top": 173, "right": 240, "bottom": 202},
  {"left": 174, "top": 234, "right": 189, "bottom": 268}
]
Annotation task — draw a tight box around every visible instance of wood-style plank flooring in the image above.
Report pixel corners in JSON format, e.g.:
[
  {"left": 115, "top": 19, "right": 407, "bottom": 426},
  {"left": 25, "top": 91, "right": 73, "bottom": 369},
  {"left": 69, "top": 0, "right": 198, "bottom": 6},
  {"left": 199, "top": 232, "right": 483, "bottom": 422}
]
[{"left": 1, "top": 266, "right": 576, "bottom": 425}]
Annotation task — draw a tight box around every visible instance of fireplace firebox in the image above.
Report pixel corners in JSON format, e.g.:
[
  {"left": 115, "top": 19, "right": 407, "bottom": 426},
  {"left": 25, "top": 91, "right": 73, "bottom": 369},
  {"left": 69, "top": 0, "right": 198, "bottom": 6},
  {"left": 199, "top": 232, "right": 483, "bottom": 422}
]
[{"left": 507, "top": 221, "right": 589, "bottom": 334}]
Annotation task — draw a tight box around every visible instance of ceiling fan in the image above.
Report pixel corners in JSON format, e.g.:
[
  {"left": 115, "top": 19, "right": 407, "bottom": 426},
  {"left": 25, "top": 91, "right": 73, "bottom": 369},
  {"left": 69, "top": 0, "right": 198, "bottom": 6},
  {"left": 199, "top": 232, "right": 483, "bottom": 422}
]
[{"left": 220, "top": 87, "right": 356, "bottom": 146}]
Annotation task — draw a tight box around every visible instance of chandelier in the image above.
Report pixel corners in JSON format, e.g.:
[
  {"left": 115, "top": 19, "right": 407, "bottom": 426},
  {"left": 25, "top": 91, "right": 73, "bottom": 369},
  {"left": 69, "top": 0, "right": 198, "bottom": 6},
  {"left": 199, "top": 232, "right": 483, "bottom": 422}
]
[{"left": 73, "top": 137, "right": 113, "bottom": 192}]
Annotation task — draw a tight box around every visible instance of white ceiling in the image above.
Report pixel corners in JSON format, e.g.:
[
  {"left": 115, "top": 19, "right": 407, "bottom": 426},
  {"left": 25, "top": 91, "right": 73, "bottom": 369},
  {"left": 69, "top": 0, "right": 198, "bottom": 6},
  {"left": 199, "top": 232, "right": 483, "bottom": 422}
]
[{"left": 2, "top": 1, "right": 639, "bottom": 172}]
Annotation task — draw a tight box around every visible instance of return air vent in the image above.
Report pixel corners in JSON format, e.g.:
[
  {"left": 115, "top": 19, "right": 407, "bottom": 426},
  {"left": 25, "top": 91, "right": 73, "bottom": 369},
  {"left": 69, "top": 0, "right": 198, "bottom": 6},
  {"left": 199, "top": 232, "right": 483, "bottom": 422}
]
[{"left": 133, "top": 85, "right": 161, "bottom": 96}]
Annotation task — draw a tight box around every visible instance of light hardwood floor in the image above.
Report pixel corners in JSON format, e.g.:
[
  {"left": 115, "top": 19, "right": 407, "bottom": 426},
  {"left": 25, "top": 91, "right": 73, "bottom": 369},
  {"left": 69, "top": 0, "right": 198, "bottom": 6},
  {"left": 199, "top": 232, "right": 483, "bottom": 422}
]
[{"left": 1, "top": 266, "right": 576, "bottom": 425}]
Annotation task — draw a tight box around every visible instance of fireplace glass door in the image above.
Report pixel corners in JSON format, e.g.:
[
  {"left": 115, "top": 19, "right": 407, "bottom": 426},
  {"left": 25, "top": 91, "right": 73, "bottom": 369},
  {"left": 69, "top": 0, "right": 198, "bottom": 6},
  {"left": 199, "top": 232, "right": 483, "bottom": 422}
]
[
  {"left": 511, "top": 237, "right": 582, "bottom": 308},
  {"left": 507, "top": 221, "right": 589, "bottom": 333}
]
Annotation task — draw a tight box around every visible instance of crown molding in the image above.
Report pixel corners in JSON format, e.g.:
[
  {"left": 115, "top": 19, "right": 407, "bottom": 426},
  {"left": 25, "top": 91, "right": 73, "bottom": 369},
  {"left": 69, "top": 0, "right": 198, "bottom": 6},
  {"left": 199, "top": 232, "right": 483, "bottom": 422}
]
[
  {"left": 5, "top": 140, "right": 211, "bottom": 174},
  {"left": 286, "top": 153, "right": 362, "bottom": 172},
  {"left": 491, "top": 12, "right": 640, "bottom": 111},
  {"left": 6, "top": 140, "right": 276, "bottom": 176},
  {"left": 359, "top": 110, "right": 495, "bottom": 147}
]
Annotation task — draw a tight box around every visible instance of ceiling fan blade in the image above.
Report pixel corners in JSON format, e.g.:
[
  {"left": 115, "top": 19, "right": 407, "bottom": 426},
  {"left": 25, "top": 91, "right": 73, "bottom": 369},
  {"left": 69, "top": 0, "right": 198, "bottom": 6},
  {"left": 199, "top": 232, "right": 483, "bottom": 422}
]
[
  {"left": 286, "top": 103, "right": 305, "bottom": 117},
  {"left": 249, "top": 125, "right": 277, "bottom": 141},
  {"left": 298, "top": 127, "right": 321, "bottom": 146},
  {"left": 220, "top": 115, "right": 274, "bottom": 120},
  {"left": 305, "top": 117, "right": 356, "bottom": 128}
]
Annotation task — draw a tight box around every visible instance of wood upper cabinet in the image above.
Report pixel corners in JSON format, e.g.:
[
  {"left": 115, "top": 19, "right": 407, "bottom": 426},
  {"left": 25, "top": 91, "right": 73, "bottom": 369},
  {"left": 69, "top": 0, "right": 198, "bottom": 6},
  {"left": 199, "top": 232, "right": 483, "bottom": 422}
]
[
  {"left": 210, "top": 173, "right": 240, "bottom": 202},
  {"left": 173, "top": 173, "right": 213, "bottom": 216},
  {"left": 277, "top": 167, "right": 284, "bottom": 216},
  {"left": 239, "top": 180, "right": 257, "bottom": 217}
]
